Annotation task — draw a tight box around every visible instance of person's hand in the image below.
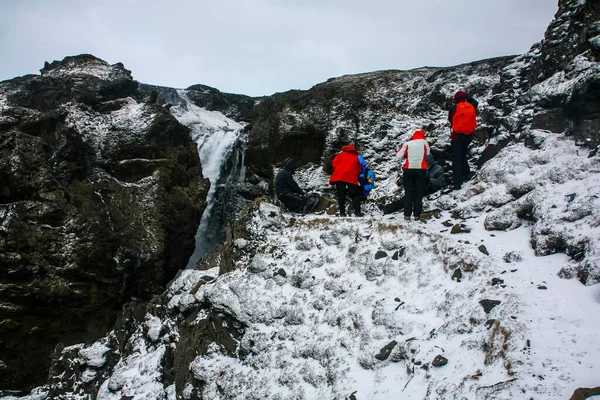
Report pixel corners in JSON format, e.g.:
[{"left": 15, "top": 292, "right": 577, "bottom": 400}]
[{"left": 396, "top": 174, "right": 403, "bottom": 187}]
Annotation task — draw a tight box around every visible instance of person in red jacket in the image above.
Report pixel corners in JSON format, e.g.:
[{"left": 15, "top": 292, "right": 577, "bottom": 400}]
[
  {"left": 448, "top": 90, "right": 478, "bottom": 190},
  {"left": 396, "top": 129, "right": 430, "bottom": 221},
  {"left": 329, "top": 145, "right": 363, "bottom": 217}
]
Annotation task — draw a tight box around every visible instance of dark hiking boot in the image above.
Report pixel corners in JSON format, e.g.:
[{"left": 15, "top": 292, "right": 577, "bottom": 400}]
[{"left": 404, "top": 216, "right": 411, "bottom": 221}]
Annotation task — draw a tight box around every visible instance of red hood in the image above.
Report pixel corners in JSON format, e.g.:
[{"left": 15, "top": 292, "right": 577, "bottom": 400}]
[
  {"left": 411, "top": 129, "right": 426, "bottom": 140},
  {"left": 342, "top": 145, "right": 359, "bottom": 154}
]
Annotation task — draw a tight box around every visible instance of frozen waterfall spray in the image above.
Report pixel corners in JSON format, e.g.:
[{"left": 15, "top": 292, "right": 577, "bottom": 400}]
[{"left": 169, "top": 91, "right": 246, "bottom": 268}]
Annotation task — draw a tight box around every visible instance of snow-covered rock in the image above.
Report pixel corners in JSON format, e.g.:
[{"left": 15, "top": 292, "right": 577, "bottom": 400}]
[{"left": 2, "top": 0, "right": 600, "bottom": 398}]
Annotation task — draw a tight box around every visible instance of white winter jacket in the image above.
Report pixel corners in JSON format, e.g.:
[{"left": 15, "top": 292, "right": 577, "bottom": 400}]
[{"left": 396, "top": 129, "right": 430, "bottom": 169}]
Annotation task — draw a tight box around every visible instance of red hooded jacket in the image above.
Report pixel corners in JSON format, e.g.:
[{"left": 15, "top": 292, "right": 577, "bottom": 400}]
[{"left": 329, "top": 145, "right": 361, "bottom": 185}]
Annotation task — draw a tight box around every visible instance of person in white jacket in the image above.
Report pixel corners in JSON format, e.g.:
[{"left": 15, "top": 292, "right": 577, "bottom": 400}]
[{"left": 396, "top": 129, "right": 431, "bottom": 221}]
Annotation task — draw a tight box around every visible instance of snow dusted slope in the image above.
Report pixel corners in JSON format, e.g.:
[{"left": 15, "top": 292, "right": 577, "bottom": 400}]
[
  {"left": 177, "top": 163, "right": 600, "bottom": 400},
  {"left": 81, "top": 155, "right": 599, "bottom": 400},
  {"left": 447, "top": 130, "right": 600, "bottom": 284},
  {"left": 21, "top": 125, "right": 599, "bottom": 399}
]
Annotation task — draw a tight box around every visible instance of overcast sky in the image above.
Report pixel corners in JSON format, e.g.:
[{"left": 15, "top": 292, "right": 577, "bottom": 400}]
[{"left": 0, "top": 0, "right": 557, "bottom": 96}]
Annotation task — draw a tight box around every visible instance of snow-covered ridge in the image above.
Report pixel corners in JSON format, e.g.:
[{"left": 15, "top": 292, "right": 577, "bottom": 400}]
[{"left": 40, "top": 55, "right": 132, "bottom": 81}]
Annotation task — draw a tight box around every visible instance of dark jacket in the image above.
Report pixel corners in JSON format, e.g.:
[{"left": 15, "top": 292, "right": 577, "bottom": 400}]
[
  {"left": 426, "top": 164, "right": 445, "bottom": 191},
  {"left": 425, "top": 154, "right": 445, "bottom": 192},
  {"left": 275, "top": 159, "right": 304, "bottom": 197}
]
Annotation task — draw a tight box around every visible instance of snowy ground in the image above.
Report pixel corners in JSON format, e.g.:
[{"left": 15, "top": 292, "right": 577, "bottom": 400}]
[
  {"left": 8, "top": 169, "right": 599, "bottom": 400},
  {"left": 173, "top": 196, "right": 600, "bottom": 400}
]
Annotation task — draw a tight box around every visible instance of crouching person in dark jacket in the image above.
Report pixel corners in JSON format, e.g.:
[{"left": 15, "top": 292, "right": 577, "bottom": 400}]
[
  {"left": 382, "top": 154, "right": 445, "bottom": 215},
  {"left": 275, "top": 159, "right": 305, "bottom": 212},
  {"left": 275, "top": 159, "right": 321, "bottom": 214},
  {"left": 425, "top": 154, "right": 445, "bottom": 194}
]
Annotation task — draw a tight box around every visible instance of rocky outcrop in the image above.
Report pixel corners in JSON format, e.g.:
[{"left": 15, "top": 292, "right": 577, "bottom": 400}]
[
  {"left": 529, "top": 0, "right": 600, "bottom": 145},
  {"left": 0, "top": 54, "right": 209, "bottom": 391},
  {"left": 244, "top": 57, "right": 515, "bottom": 186},
  {"left": 139, "top": 83, "right": 256, "bottom": 122}
]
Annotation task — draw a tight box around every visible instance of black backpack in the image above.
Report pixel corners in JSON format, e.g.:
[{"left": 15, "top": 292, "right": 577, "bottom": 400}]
[{"left": 303, "top": 193, "right": 321, "bottom": 215}]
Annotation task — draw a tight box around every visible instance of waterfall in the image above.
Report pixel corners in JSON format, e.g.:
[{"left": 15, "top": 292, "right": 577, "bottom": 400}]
[{"left": 169, "top": 90, "right": 246, "bottom": 268}]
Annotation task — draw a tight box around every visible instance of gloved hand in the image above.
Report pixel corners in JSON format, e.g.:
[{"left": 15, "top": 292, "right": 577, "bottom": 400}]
[{"left": 395, "top": 173, "right": 403, "bottom": 187}]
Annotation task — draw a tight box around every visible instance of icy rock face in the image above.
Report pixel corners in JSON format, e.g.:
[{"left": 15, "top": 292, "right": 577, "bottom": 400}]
[
  {"left": 528, "top": 0, "right": 600, "bottom": 145},
  {"left": 139, "top": 83, "right": 256, "bottom": 123},
  {"left": 0, "top": 55, "right": 209, "bottom": 391},
  {"left": 534, "top": 0, "right": 599, "bottom": 80},
  {"left": 245, "top": 56, "right": 515, "bottom": 182}
]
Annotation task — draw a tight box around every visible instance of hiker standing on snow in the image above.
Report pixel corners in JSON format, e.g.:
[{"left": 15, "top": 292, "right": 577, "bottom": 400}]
[
  {"left": 330, "top": 145, "right": 363, "bottom": 217},
  {"left": 396, "top": 129, "right": 430, "bottom": 221},
  {"left": 381, "top": 153, "right": 445, "bottom": 215},
  {"left": 449, "top": 90, "right": 478, "bottom": 190}
]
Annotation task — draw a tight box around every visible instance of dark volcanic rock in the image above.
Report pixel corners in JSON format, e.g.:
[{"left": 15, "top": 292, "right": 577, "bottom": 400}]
[
  {"left": 529, "top": 0, "right": 600, "bottom": 147},
  {"left": 451, "top": 268, "right": 463, "bottom": 282},
  {"left": 375, "top": 250, "right": 388, "bottom": 260},
  {"left": 451, "top": 224, "right": 471, "bottom": 234},
  {"left": 139, "top": 83, "right": 255, "bottom": 122},
  {"left": 431, "top": 354, "right": 448, "bottom": 367},
  {"left": 491, "top": 278, "right": 505, "bottom": 286},
  {"left": 478, "top": 245, "right": 490, "bottom": 256},
  {"left": 0, "top": 55, "right": 209, "bottom": 391},
  {"left": 569, "top": 386, "right": 600, "bottom": 400},
  {"left": 375, "top": 340, "right": 398, "bottom": 361},
  {"left": 175, "top": 310, "right": 244, "bottom": 398},
  {"left": 479, "top": 300, "right": 502, "bottom": 314}
]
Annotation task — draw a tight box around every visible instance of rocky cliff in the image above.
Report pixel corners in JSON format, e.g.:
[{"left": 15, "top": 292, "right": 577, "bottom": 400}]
[
  {"left": 1, "top": 0, "right": 599, "bottom": 398},
  {"left": 0, "top": 55, "right": 209, "bottom": 391}
]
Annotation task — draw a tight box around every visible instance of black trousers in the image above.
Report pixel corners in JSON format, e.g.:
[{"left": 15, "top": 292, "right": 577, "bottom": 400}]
[
  {"left": 278, "top": 192, "right": 306, "bottom": 213},
  {"left": 452, "top": 134, "right": 473, "bottom": 187},
  {"left": 403, "top": 169, "right": 427, "bottom": 217},
  {"left": 335, "top": 182, "right": 361, "bottom": 216},
  {"left": 382, "top": 185, "right": 436, "bottom": 215}
]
